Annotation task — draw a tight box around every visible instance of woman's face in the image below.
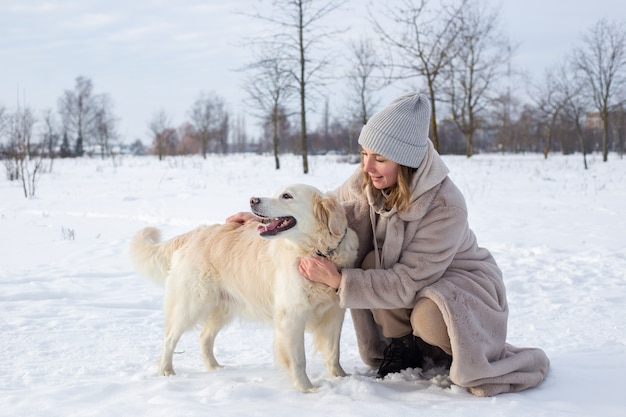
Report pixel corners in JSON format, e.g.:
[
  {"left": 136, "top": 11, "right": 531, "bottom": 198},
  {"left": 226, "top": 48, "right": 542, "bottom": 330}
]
[{"left": 361, "top": 147, "right": 399, "bottom": 190}]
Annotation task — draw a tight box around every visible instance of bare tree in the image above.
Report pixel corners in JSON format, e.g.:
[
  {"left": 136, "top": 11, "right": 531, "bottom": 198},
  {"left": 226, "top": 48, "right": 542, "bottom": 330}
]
[
  {"left": 444, "top": 0, "right": 510, "bottom": 157},
  {"left": 572, "top": 18, "right": 626, "bottom": 162},
  {"left": 562, "top": 77, "right": 591, "bottom": 169},
  {"left": 230, "top": 114, "right": 249, "bottom": 154},
  {"left": 40, "top": 108, "right": 59, "bottom": 170},
  {"left": 189, "top": 92, "right": 230, "bottom": 158},
  {"left": 344, "top": 37, "right": 387, "bottom": 126},
  {"left": 490, "top": 90, "right": 521, "bottom": 153},
  {"left": 247, "top": 0, "right": 346, "bottom": 174},
  {"left": 511, "top": 104, "right": 542, "bottom": 153},
  {"left": 534, "top": 65, "right": 578, "bottom": 159},
  {"left": 59, "top": 132, "right": 72, "bottom": 158},
  {"left": 148, "top": 110, "right": 173, "bottom": 161},
  {"left": 57, "top": 76, "right": 98, "bottom": 156},
  {"left": 3, "top": 106, "right": 44, "bottom": 198},
  {"left": 217, "top": 111, "right": 229, "bottom": 155},
  {"left": 242, "top": 44, "right": 296, "bottom": 169},
  {"left": 370, "top": 0, "right": 467, "bottom": 152},
  {"left": 92, "top": 94, "right": 118, "bottom": 159},
  {"left": 342, "top": 37, "right": 389, "bottom": 157}
]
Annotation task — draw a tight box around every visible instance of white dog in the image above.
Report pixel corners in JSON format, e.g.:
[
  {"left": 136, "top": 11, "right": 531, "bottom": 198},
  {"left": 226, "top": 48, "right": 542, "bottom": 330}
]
[{"left": 130, "top": 184, "right": 358, "bottom": 392}]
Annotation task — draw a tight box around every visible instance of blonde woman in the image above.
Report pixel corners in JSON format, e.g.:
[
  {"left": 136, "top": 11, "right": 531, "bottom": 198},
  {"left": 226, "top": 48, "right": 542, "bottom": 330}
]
[{"left": 297, "top": 93, "right": 549, "bottom": 396}]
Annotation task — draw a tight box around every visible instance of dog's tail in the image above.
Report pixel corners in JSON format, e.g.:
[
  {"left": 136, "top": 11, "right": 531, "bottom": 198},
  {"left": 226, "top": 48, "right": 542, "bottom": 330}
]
[{"left": 130, "top": 227, "right": 177, "bottom": 285}]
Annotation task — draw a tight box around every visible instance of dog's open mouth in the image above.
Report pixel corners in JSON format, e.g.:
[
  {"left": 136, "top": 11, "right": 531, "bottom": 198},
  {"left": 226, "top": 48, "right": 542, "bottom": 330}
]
[{"left": 256, "top": 216, "right": 297, "bottom": 236}]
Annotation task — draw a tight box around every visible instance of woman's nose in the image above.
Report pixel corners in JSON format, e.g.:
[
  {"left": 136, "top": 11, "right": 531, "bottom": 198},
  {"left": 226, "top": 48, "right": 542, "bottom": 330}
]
[{"left": 362, "top": 158, "right": 374, "bottom": 173}]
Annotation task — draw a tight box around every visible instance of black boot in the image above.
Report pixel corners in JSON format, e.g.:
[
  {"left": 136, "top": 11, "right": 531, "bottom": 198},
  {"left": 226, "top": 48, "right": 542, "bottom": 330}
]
[
  {"left": 414, "top": 336, "right": 452, "bottom": 370},
  {"left": 376, "top": 334, "right": 423, "bottom": 378}
]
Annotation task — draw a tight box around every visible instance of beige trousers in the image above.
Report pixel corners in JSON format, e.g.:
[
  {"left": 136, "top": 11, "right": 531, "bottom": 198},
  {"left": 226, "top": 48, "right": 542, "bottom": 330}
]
[{"left": 362, "top": 250, "right": 452, "bottom": 355}]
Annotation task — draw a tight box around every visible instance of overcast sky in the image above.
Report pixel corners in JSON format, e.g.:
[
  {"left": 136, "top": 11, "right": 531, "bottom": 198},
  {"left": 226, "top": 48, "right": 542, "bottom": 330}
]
[{"left": 1, "top": 0, "right": 624, "bottom": 143}]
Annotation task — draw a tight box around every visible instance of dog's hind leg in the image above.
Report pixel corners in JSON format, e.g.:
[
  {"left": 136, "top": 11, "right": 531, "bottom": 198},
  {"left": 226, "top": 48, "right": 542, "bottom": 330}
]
[
  {"left": 157, "top": 271, "right": 208, "bottom": 376},
  {"left": 199, "top": 304, "right": 234, "bottom": 370},
  {"left": 158, "top": 322, "right": 185, "bottom": 376},
  {"left": 311, "top": 305, "right": 347, "bottom": 378},
  {"left": 274, "top": 307, "right": 316, "bottom": 392}
]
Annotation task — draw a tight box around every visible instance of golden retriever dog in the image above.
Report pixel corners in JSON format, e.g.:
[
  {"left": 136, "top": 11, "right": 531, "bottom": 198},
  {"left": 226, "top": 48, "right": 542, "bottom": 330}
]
[{"left": 130, "top": 184, "right": 358, "bottom": 392}]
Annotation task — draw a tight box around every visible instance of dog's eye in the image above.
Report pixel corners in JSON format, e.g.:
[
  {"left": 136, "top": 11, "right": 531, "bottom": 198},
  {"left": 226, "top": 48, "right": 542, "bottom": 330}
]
[{"left": 281, "top": 193, "right": 293, "bottom": 199}]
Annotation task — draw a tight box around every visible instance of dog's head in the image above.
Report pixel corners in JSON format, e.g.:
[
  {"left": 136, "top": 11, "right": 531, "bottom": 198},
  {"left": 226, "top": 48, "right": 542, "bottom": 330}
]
[{"left": 249, "top": 184, "right": 348, "bottom": 247}]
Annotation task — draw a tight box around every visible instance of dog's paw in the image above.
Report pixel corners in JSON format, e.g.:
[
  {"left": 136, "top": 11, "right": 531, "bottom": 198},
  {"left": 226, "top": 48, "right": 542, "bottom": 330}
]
[
  {"left": 158, "top": 368, "right": 176, "bottom": 376},
  {"left": 329, "top": 367, "right": 347, "bottom": 378},
  {"left": 300, "top": 385, "right": 319, "bottom": 394},
  {"left": 294, "top": 381, "right": 319, "bottom": 393}
]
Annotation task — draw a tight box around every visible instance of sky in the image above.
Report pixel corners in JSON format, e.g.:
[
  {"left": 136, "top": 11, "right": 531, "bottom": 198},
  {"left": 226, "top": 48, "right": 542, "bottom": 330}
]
[{"left": 1, "top": 0, "right": 625, "bottom": 143}]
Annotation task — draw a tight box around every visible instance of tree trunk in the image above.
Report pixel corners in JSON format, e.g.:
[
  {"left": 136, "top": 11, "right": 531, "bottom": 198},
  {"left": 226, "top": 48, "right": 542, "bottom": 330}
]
[
  {"left": 300, "top": 93, "right": 308, "bottom": 174},
  {"left": 575, "top": 119, "right": 588, "bottom": 170},
  {"left": 543, "top": 110, "right": 560, "bottom": 159},
  {"left": 543, "top": 125, "right": 553, "bottom": 159},
  {"left": 427, "top": 84, "right": 440, "bottom": 152},
  {"left": 298, "top": 3, "right": 308, "bottom": 174},
  {"left": 602, "top": 111, "right": 609, "bottom": 162},
  {"left": 465, "top": 131, "right": 473, "bottom": 158},
  {"left": 272, "top": 107, "right": 280, "bottom": 170}
]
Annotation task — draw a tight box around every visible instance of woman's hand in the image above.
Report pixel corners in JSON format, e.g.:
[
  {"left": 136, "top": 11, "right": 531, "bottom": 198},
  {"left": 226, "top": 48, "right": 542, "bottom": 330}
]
[
  {"left": 225, "top": 211, "right": 259, "bottom": 224},
  {"left": 299, "top": 256, "right": 342, "bottom": 289}
]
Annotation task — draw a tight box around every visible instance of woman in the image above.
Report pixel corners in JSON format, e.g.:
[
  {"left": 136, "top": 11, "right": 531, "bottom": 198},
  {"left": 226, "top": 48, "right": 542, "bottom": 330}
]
[{"left": 230, "top": 93, "right": 549, "bottom": 396}]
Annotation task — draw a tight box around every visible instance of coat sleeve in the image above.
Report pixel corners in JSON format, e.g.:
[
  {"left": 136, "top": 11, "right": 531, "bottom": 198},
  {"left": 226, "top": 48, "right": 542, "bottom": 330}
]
[{"left": 338, "top": 199, "right": 469, "bottom": 310}]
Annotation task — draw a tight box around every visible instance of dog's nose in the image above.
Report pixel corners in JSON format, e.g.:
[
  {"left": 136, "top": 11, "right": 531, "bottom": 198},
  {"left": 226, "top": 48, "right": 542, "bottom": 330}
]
[{"left": 250, "top": 197, "right": 260, "bottom": 207}]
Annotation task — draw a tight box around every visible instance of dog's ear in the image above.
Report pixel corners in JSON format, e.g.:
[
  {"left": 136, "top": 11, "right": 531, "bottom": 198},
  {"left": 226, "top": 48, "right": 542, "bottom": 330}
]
[{"left": 314, "top": 194, "right": 347, "bottom": 238}]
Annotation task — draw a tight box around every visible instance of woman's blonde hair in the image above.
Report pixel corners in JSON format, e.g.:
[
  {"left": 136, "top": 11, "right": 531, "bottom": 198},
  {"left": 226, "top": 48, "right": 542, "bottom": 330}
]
[{"left": 362, "top": 163, "right": 416, "bottom": 212}]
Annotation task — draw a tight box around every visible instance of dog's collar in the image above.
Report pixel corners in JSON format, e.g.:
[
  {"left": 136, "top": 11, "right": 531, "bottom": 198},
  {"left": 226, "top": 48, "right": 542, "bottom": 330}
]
[{"left": 315, "top": 227, "right": 348, "bottom": 259}]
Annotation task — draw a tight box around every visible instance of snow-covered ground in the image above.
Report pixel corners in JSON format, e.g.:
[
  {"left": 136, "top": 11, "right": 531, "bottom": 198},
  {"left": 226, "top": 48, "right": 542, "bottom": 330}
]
[{"left": 1, "top": 152, "right": 625, "bottom": 416}]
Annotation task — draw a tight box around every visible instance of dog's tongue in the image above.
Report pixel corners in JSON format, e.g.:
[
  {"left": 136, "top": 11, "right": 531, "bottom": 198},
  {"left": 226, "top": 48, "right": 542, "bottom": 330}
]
[
  {"left": 257, "top": 217, "right": 296, "bottom": 236},
  {"left": 258, "top": 218, "right": 282, "bottom": 235}
]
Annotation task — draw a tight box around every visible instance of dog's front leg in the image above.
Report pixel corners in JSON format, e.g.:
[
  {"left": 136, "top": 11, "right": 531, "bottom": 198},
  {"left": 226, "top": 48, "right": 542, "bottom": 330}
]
[
  {"left": 274, "top": 307, "right": 316, "bottom": 392},
  {"left": 312, "top": 304, "right": 347, "bottom": 378}
]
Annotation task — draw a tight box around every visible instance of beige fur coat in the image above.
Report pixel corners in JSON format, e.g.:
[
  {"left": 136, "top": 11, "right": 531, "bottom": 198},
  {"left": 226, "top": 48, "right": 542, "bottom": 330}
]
[{"left": 335, "top": 141, "right": 550, "bottom": 396}]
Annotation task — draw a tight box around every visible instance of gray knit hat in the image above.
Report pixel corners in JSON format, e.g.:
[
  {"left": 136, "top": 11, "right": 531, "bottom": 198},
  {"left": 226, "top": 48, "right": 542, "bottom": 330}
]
[{"left": 358, "top": 92, "right": 431, "bottom": 168}]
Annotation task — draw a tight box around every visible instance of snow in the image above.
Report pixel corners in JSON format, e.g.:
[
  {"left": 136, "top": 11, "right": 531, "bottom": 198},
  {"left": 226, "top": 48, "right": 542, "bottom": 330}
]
[{"left": 1, "top": 152, "right": 625, "bottom": 416}]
